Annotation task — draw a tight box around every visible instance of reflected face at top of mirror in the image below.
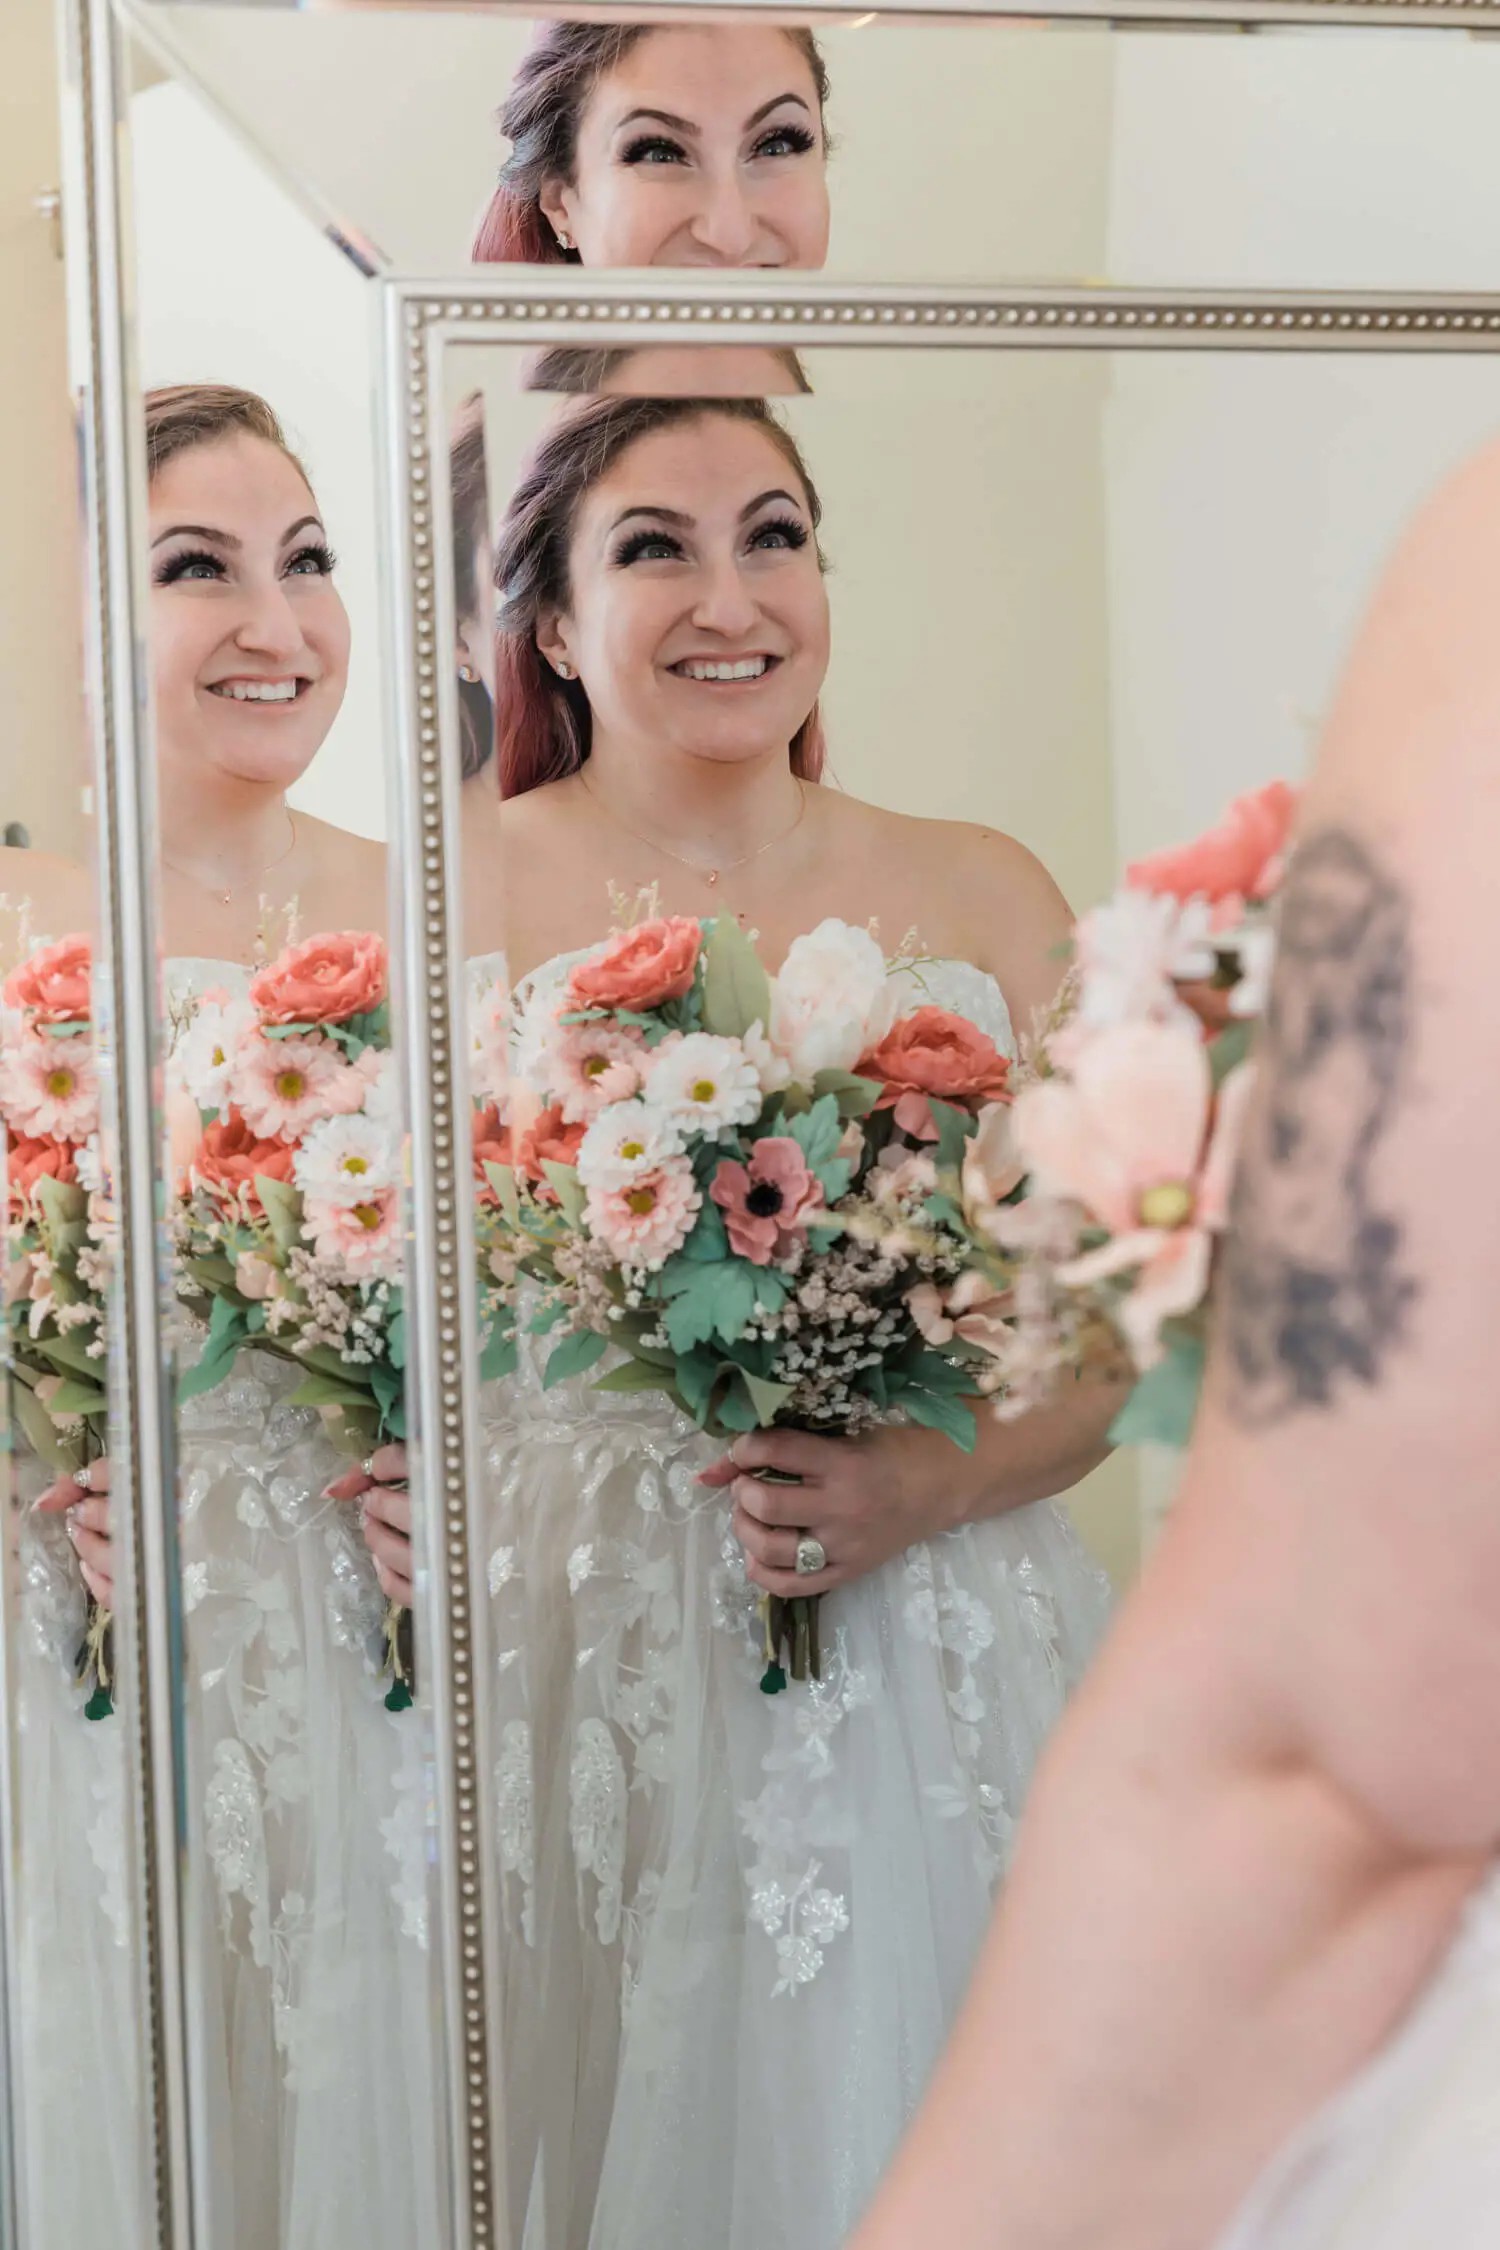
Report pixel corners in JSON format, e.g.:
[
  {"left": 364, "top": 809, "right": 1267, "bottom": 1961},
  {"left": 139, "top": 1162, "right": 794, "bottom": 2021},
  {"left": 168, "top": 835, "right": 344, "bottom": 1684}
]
[{"left": 474, "top": 23, "right": 831, "bottom": 270}]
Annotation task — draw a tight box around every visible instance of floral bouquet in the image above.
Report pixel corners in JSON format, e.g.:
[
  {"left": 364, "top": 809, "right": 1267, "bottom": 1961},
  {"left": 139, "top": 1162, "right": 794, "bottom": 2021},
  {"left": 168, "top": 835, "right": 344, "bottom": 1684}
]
[
  {"left": 924, "top": 782, "right": 1297, "bottom": 1451},
  {"left": 0, "top": 934, "right": 117, "bottom": 1717},
  {"left": 471, "top": 908, "right": 1019, "bottom": 1690},
  {"left": 169, "top": 931, "right": 417, "bottom": 1708}
]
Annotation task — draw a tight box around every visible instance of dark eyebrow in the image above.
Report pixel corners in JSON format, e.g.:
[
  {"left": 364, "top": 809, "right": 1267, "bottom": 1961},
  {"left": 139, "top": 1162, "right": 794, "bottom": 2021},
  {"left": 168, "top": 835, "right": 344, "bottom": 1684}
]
[
  {"left": 608, "top": 490, "right": 803, "bottom": 537},
  {"left": 149, "top": 515, "right": 322, "bottom": 552},
  {"left": 151, "top": 521, "right": 240, "bottom": 551},
  {"left": 740, "top": 487, "right": 801, "bottom": 521},
  {"left": 613, "top": 92, "right": 811, "bottom": 140}
]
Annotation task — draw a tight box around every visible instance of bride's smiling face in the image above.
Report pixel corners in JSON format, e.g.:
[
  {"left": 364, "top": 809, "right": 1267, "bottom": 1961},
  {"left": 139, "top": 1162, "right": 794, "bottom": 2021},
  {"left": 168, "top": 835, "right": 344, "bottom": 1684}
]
[
  {"left": 541, "top": 27, "right": 829, "bottom": 270},
  {"left": 541, "top": 414, "right": 829, "bottom": 770},
  {"left": 149, "top": 433, "right": 350, "bottom": 790}
]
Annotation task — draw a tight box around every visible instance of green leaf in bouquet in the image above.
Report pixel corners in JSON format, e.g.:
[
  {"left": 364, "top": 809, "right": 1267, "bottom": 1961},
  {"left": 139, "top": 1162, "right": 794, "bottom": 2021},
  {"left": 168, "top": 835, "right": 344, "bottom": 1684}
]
[
  {"left": 540, "top": 1162, "right": 585, "bottom": 1225},
  {"left": 527, "top": 1297, "right": 571, "bottom": 1337},
  {"left": 1209, "top": 1019, "right": 1255, "bottom": 1089},
  {"left": 42, "top": 1377, "right": 110, "bottom": 1419},
  {"left": 674, "top": 1349, "right": 719, "bottom": 1424},
  {"left": 928, "top": 1099, "right": 975, "bottom": 1174},
  {"left": 40, "top": 1019, "right": 88, "bottom": 1041},
  {"left": 1108, "top": 1332, "right": 1205, "bottom": 1450},
  {"left": 35, "top": 1174, "right": 87, "bottom": 1231},
  {"left": 542, "top": 1328, "right": 610, "bottom": 1389},
  {"left": 713, "top": 1371, "right": 762, "bottom": 1433},
  {"left": 368, "top": 1362, "right": 404, "bottom": 1422},
  {"left": 662, "top": 1258, "right": 758, "bottom": 1352},
  {"left": 593, "top": 1355, "right": 679, "bottom": 1401},
  {"left": 751, "top": 1267, "right": 789, "bottom": 1314},
  {"left": 814, "top": 1156, "right": 854, "bottom": 1205},
  {"left": 681, "top": 1200, "right": 729, "bottom": 1263},
  {"left": 387, "top": 1304, "right": 406, "bottom": 1370},
  {"left": 184, "top": 1253, "right": 240, "bottom": 1293},
  {"left": 786, "top": 1093, "right": 842, "bottom": 1172},
  {"left": 701, "top": 913, "right": 773, "bottom": 1039},
  {"left": 901, "top": 1387, "right": 979, "bottom": 1451},
  {"left": 482, "top": 1160, "right": 522, "bottom": 1223},
  {"left": 285, "top": 1371, "right": 380, "bottom": 1412},
  {"left": 10, "top": 1378, "right": 73, "bottom": 1470},
  {"left": 177, "top": 1292, "right": 254, "bottom": 1401},
  {"left": 479, "top": 1325, "right": 519, "bottom": 1382},
  {"left": 255, "top": 1176, "right": 305, "bottom": 1253},
  {"left": 921, "top": 1192, "right": 968, "bottom": 1234},
  {"left": 741, "top": 1371, "right": 795, "bottom": 1426},
  {"left": 32, "top": 1332, "right": 105, "bottom": 1378},
  {"left": 811, "top": 1069, "right": 882, "bottom": 1120}
]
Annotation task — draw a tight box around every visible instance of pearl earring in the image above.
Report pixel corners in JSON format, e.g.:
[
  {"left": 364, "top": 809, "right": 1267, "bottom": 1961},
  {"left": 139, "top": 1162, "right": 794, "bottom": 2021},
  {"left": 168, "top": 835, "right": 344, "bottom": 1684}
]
[
  {"left": 555, "top": 660, "right": 574, "bottom": 681},
  {"left": 458, "top": 663, "right": 480, "bottom": 684},
  {"left": 555, "top": 228, "right": 573, "bottom": 252}
]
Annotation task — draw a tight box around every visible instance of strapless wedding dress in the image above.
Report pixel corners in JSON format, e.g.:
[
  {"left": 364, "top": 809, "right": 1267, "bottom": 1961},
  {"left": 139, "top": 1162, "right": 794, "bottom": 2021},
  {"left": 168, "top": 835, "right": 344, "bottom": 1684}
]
[
  {"left": 476, "top": 951, "right": 1116, "bottom": 2250},
  {"left": 1217, "top": 1861, "right": 1500, "bottom": 2250}
]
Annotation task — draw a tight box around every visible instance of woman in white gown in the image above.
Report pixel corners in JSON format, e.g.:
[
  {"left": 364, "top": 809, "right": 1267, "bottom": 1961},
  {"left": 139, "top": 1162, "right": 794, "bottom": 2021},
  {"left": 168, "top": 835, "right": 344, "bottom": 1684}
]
[
  {"left": 359, "top": 393, "right": 1121, "bottom": 2249},
  {"left": 847, "top": 447, "right": 1500, "bottom": 2250},
  {"left": 12, "top": 383, "right": 439, "bottom": 2249}
]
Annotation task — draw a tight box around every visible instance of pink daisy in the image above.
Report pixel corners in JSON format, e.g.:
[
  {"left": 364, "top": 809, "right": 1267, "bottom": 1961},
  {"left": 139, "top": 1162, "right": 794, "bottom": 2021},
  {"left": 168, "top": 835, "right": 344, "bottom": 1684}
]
[
  {"left": 233, "top": 1031, "right": 368, "bottom": 1143},
  {"left": 551, "top": 1022, "right": 647, "bottom": 1125},
  {"left": 0, "top": 1030, "right": 99, "bottom": 1141},
  {"left": 303, "top": 1183, "right": 404, "bottom": 1283},
  {"left": 585, "top": 1155, "right": 700, "bottom": 1272}
]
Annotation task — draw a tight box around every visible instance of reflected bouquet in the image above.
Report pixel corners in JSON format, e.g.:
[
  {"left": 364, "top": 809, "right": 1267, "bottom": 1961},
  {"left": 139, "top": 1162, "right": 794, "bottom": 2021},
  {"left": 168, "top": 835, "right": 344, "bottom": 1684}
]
[
  {"left": 919, "top": 782, "right": 1297, "bottom": 1450},
  {"left": 0, "top": 935, "right": 117, "bottom": 1716},
  {"left": 169, "top": 931, "right": 416, "bottom": 1706},
  {"left": 472, "top": 908, "right": 1017, "bottom": 1688}
]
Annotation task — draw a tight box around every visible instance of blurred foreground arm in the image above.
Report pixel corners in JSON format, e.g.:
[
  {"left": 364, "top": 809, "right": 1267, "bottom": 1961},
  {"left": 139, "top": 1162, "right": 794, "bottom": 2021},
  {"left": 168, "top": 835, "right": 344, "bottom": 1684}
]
[{"left": 850, "top": 439, "right": 1500, "bottom": 2250}]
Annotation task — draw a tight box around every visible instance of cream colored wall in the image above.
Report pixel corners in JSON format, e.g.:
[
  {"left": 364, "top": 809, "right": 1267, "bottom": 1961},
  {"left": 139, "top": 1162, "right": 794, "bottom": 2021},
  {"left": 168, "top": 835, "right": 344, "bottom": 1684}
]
[{"left": 0, "top": 0, "right": 88, "bottom": 858}]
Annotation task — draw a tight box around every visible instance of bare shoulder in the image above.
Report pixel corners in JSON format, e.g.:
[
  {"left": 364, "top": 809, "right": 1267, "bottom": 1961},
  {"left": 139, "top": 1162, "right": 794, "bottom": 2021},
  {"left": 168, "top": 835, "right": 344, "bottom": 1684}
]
[
  {"left": 846, "top": 800, "right": 1071, "bottom": 970},
  {"left": 297, "top": 812, "right": 384, "bottom": 881},
  {"left": 0, "top": 847, "right": 96, "bottom": 936}
]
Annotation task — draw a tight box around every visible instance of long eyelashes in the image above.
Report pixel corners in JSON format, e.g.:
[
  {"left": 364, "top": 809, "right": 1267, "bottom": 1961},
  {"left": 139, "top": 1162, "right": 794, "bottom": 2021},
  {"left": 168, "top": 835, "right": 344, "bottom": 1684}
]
[
  {"left": 610, "top": 515, "right": 810, "bottom": 570},
  {"left": 152, "top": 542, "right": 338, "bottom": 588},
  {"left": 617, "top": 122, "right": 819, "bottom": 169}
]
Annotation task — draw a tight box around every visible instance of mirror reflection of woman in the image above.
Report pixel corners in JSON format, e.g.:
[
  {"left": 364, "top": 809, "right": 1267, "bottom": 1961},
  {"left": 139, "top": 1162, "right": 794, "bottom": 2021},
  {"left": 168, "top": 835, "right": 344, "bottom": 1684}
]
[
  {"left": 14, "top": 385, "right": 437, "bottom": 2250},
  {"left": 474, "top": 22, "right": 831, "bottom": 270},
  {"left": 370, "top": 395, "right": 1119, "bottom": 2250}
]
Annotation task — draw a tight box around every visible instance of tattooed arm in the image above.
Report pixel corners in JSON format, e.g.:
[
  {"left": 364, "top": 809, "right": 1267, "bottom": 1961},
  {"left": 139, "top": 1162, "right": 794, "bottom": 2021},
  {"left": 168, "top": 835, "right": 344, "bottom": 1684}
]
[{"left": 850, "top": 444, "right": 1500, "bottom": 2250}]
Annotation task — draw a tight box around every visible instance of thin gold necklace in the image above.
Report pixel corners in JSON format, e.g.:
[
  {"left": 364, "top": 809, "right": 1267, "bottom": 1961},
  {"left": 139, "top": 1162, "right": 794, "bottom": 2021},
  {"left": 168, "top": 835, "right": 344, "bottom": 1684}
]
[
  {"left": 161, "top": 809, "right": 298, "bottom": 909},
  {"left": 578, "top": 771, "right": 807, "bottom": 890}
]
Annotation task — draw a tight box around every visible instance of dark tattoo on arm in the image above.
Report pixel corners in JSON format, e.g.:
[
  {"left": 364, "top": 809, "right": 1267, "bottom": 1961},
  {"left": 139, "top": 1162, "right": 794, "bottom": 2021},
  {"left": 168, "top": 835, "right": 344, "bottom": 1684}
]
[{"left": 1222, "top": 829, "right": 1418, "bottom": 1427}]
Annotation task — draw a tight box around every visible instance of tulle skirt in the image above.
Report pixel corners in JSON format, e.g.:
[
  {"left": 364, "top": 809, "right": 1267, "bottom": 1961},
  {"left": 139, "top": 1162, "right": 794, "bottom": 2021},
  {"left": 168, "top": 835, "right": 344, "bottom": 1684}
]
[
  {"left": 481, "top": 1359, "right": 1115, "bottom": 2250},
  {"left": 175, "top": 1352, "right": 444, "bottom": 2250}
]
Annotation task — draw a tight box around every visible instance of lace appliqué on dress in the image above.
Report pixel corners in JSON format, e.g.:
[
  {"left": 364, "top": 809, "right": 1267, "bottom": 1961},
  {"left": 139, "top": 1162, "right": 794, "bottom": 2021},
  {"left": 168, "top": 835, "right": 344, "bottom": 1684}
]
[{"left": 570, "top": 1717, "right": 627, "bottom": 1945}]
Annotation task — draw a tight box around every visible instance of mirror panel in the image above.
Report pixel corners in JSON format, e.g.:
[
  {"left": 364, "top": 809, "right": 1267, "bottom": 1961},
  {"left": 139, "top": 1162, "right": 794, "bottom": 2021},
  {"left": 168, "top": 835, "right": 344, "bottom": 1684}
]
[
  {"left": 123, "top": 2, "right": 1500, "bottom": 293},
  {"left": 409, "top": 327, "right": 1500, "bottom": 2243}
]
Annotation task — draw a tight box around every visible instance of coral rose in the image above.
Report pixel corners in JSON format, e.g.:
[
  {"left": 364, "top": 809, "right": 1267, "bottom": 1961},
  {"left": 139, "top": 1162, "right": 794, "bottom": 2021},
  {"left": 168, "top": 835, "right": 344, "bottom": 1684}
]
[
  {"left": 472, "top": 1103, "right": 516, "bottom": 1205},
  {"left": 3, "top": 934, "right": 91, "bottom": 1023},
  {"left": 567, "top": 917, "right": 701, "bottom": 1013},
  {"left": 249, "top": 930, "right": 387, "bottom": 1025},
  {"left": 5, "top": 1134, "right": 79, "bottom": 1215},
  {"left": 516, "top": 1103, "right": 585, "bottom": 1189},
  {"left": 859, "top": 1007, "right": 1012, "bottom": 1141},
  {"left": 190, "top": 1110, "right": 298, "bottom": 1211},
  {"left": 1126, "top": 781, "right": 1298, "bottom": 915}
]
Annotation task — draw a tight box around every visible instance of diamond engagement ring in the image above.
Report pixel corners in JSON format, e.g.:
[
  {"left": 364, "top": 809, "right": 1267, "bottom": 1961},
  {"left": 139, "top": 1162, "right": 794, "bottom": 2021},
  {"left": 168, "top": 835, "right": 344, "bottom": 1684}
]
[
  {"left": 794, "top": 1535, "right": 827, "bottom": 1577},
  {"left": 74, "top": 1466, "right": 93, "bottom": 1489}
]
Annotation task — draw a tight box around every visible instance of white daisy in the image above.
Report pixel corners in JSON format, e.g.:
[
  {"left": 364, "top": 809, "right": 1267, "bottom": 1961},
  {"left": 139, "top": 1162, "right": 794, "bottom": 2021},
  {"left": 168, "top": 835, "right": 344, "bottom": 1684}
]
[
  {"left": 170, "top": 991, "right": 257, "bottom": 1119},
  {"left": 575, "top": 1098, "right": 684, "bottom": 1196},
  {"left": 642, "top": 1032, "right": 763, "bottom": 1137},
  {"left": 293, "top": 1112, "right": 398, "bottom": 1210}
]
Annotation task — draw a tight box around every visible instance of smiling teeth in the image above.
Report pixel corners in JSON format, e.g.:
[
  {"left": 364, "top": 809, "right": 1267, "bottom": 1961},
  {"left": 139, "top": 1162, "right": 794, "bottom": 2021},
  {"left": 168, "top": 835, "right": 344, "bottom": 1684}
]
[
  {"left": 214, "top": 680, "right": 300, "bottom": 702},
  {"left": 678, "top": 657, "right": 768, "bottom": 682}
]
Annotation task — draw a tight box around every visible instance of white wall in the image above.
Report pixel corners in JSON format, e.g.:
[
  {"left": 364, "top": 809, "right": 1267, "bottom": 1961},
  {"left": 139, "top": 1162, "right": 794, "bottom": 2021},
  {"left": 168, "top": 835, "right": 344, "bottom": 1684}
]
[{"left": 131, "top": 79, "right": 385, "bottom": 837}]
